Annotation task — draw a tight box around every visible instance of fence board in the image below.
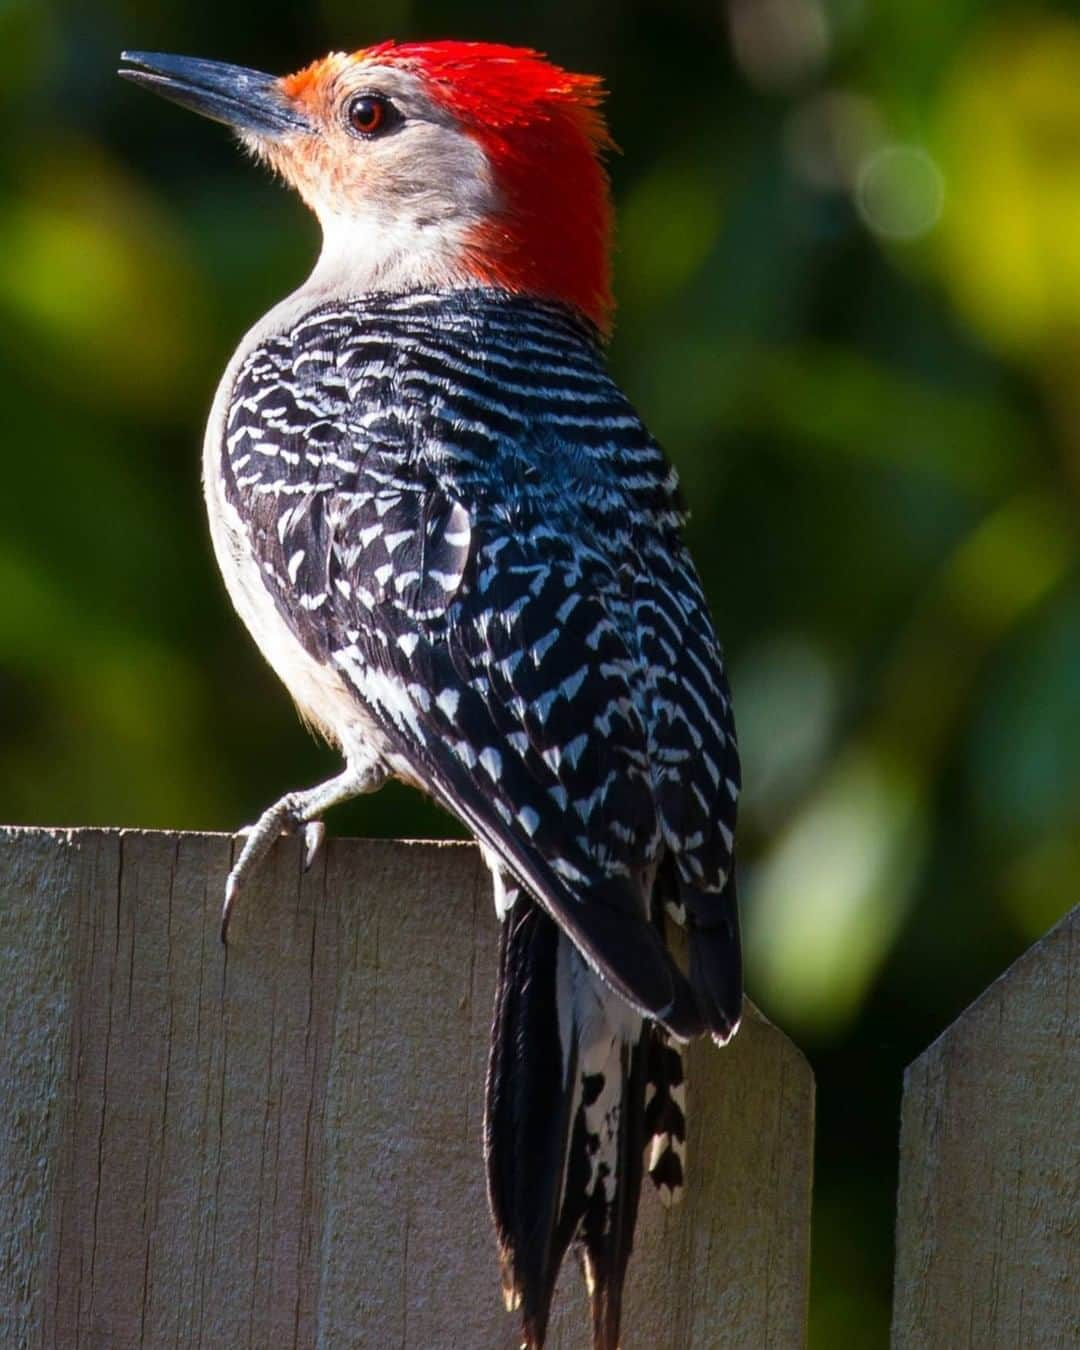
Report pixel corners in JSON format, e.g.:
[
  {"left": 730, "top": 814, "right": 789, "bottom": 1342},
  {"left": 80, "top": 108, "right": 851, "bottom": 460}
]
[
  {"left": 893, "top": 904, "right": 1078, "bottom": 1349},
  {"left": 0, "top": 827, "right": 813, "bottom": 1349}
]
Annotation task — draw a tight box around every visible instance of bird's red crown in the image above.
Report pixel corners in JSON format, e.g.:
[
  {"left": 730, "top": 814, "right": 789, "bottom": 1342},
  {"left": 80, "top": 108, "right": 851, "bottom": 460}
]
[{"left": 282, "top": 41, "right": 616, "bottom": 331}]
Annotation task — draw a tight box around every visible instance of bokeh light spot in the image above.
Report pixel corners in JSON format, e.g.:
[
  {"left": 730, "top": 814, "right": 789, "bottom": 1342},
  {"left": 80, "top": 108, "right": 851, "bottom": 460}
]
[
  {"left": 745, "top": 749, "right": 928, "bottom": 1038},
  {"left": 727, "top": 0, "right": 829, "bottom": 93},
  {"left": 785, "top": 90, "right": 883, "bottom": 192},
  {"left": 856, "top": 145, "right": 945, "bottom": 241}
]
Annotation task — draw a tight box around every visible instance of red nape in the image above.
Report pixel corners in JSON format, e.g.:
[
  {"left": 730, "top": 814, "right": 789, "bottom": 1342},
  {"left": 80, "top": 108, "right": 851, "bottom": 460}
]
[{"left": 369, "top": 41, "right": 616, "bottom": 334}]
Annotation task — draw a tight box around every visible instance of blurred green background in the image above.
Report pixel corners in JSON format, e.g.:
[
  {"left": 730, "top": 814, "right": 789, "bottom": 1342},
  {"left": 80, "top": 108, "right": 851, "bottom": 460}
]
[{"left": 3, "top": 0, "right": 1077, "bottom": 1342}]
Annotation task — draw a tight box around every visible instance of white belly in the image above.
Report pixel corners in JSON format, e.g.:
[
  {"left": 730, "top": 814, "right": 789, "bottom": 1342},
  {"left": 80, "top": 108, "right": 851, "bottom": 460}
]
[{"left": 200, "top": 287, "right": 390, "bottom": 764}]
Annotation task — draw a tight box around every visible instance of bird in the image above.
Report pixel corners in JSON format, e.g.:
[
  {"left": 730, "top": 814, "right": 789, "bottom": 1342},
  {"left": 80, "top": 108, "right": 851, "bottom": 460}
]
[{"left": 120, "top": 41, "right": 742, "bottom": 1350}]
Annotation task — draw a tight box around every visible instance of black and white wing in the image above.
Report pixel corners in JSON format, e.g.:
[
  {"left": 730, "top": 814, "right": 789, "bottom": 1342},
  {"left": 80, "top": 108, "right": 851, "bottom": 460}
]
[{"left": 219, "top": 291, "right": 738, "bottom": 1037}]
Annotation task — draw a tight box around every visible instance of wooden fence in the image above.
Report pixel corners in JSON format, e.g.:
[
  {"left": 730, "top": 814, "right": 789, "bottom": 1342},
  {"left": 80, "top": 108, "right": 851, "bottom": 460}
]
[{"left": 0, "top": 827, "right": 1074, "bottom": 1347}]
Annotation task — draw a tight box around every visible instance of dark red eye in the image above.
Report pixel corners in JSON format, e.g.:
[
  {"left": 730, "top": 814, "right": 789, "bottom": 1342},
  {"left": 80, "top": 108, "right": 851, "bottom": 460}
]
[{"left": 347, "top": 94, "right": 393, "bottom": 137}]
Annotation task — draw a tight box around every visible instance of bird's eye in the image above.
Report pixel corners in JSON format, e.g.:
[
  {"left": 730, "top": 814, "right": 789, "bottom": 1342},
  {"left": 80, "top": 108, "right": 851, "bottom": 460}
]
[{"left": 346, "top": 93, "right": 397, "bottom": 138}]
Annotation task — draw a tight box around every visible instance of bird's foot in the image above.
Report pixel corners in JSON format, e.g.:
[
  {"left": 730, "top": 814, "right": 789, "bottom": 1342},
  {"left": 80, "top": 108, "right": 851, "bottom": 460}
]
[
  {"left": 223, "top": 793, "right": 324, "bottom": 942},
  {"left": 220, "top": 760, "right": 385, "bottom": 944}
]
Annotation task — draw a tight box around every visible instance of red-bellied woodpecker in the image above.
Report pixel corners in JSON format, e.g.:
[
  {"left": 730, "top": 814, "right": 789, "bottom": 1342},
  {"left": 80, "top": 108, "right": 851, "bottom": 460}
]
[{"left": 120, "top": 42, "right": 741, "bottom": 1350}]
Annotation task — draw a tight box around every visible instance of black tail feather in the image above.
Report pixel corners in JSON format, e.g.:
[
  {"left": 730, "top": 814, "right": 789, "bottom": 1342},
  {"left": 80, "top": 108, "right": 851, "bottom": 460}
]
[
  {"left": 486, "top": 895, "right": 652, "bottom": 1349},
  {"left": 486, "top": 896, "right": 580, "bottom": 1346}
]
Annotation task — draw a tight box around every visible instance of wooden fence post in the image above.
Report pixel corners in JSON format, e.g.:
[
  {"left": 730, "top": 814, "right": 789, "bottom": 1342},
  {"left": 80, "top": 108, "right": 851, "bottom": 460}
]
[
  {"left": 892, "top": 904, "right": 1079, "bottom": 1349},
  {"left": 0, "top": 827, "right": 814, "bottom": 1349}
]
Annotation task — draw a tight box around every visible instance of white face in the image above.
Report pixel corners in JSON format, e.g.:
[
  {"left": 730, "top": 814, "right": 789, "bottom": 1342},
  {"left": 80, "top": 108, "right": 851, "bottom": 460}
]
[{"left": 249, "top": 61, "right": 499, "bottom": 294}]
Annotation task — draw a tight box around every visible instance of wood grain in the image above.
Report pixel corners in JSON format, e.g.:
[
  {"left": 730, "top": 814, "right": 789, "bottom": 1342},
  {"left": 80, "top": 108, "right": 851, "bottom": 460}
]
[
  {"left": 0, "top": 827, "right": 813, "bottom": 1349},
  {"left": 892, "top": 905, "right": 1078, "bottom": 1349}
]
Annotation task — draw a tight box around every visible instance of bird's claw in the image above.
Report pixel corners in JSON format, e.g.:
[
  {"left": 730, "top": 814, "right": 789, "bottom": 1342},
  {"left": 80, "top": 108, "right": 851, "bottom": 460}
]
[
  {"left": 221, "top": 797, "right": 326, "bottom": 944},
  {"left": 221, "top": 871, "right": 241, "bottom": 945},
  {"left": 303, "top": 820, "right": 325, "bottom": 870}
]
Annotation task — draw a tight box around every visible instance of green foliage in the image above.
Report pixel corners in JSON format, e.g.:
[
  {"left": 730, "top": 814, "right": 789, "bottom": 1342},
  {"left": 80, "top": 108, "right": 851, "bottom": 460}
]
[{"left": 3, "top": 3, "right": 1076, "bottom": 1342}]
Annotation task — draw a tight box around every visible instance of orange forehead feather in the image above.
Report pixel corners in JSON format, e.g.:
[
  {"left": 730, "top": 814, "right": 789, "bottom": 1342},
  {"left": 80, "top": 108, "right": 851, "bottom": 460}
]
[{"left": 278, "top": 52, "right": 350, "bottom": 108}]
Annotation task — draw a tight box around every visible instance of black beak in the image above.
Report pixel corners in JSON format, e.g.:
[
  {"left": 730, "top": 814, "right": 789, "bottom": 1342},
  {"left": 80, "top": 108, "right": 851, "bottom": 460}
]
[{"left": 118, "top": 52, "right": 311, "bottom": 137}]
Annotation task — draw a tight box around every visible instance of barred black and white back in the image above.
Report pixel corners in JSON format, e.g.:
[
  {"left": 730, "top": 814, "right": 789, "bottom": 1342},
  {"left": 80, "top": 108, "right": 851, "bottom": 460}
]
[{"left": 213, "top": 288, "right": 741, "bottom": 1346}]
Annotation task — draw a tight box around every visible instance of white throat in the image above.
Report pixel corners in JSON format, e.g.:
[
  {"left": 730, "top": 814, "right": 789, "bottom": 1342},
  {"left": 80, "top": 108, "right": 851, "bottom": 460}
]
[{"left": 307, "top": 205, "right": 481, "bottom": 299}]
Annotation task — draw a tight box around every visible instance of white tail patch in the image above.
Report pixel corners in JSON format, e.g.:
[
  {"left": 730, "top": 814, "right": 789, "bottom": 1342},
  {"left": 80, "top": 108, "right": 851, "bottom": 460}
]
[
  {"left": 557, "top": 937, "right": 643, "bottom": 1213},
  {"left": 645, "top": 1031, "right": 688, "bottom": 1205}
]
